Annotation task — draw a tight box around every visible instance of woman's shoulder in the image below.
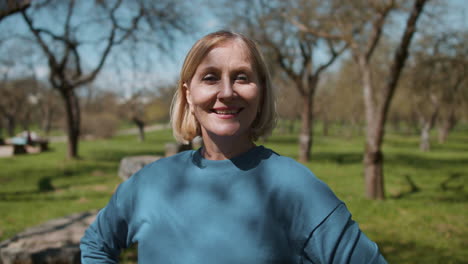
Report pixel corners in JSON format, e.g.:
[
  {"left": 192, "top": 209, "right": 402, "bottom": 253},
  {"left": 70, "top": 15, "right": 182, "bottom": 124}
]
[
  {"left": 260, "top": 147, "right": 341, "bottom": 205},
  {"left": 260, "top": 147, "right": 320, "bottom": 182}
]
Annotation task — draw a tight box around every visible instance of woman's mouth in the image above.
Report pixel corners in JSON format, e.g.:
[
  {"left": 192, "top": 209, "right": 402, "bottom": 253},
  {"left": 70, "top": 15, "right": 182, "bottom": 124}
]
[{"left": 211, "top": 107, "right": 243, "bottom": 118}]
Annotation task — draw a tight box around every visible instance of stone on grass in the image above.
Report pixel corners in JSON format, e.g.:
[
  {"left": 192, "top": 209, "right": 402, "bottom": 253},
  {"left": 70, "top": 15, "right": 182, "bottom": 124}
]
[
  {"left": 0, "top": 211, "right": 97, "bottom": 264},
  {"left": 164, "top": 142, "right": 192, "bottom": 157},
  {"left": 118, "top": 155, "right": 161, "bottom": 181}
]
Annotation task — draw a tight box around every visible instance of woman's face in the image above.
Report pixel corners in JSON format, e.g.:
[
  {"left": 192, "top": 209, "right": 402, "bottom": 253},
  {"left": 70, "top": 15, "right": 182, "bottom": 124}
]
[{"left": 185, "top": 40, "right": 261, "bottom": 142}]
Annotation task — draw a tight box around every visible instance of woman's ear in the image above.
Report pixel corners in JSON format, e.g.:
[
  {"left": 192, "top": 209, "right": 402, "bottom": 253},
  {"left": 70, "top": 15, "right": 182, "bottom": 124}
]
[{"left": 184, "top": 83, "right": 194, "bottom": 113}]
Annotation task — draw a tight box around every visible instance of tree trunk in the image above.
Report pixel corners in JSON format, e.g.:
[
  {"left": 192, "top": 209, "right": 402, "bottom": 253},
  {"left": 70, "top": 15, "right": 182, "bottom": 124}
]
[
  {"left": 61, "top": 89, "right": 81, "bottom": 159},
  {"left": 438, "top": 109, "right": 456, "bottom": 144},
  {"left": 6, "top": 116, "right": 15, "bottom": 137},
  {"left": 132, "top": 117, "right": 145, "bottom": 142},
  {"left": 364, "top": 142, "right": 385, "bottom": 200},
  {"left": 41, "top": 108, "right": 53, "bottom": 136},
  {"left": 0, "top": 118, "right": 3, "bottom": 138},
  {"left": 137, "top": 123, "right": 145, "bottom": 142},
  {"left": 298, "top": 93, "right": 312, "bottom": 163},
  {"left": 419, "top": 107, "right": 438, "bottom": 151},
  {"left": 420, "top": 122, "right": 431, "bottom": 151},
  {"left": 364, "top": 108, "right": 385, "bottom": 200},
  {"left": 363, "top": 110, "right": 386, "bottom": 200},
  {"left": 360, "top": 57, "right": 386, "bottom": 200}
]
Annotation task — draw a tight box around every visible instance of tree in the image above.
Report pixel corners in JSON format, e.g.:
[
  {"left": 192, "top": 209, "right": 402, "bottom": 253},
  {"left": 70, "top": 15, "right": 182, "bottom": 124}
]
[
  {"left": 81, "top": 89, "right": 120, "bottom": 139},
  {"left": 225, "top": 0, "right": 347, "bottom": 162},
  {"left": 316, "top": 60, "right": 365, "bottom": 138},
  {"left": 18, "top": 0, "right": 193, "bottom": 158},
  {"left": 0, "top": 77, "right": 38, "bottom": 136},
  {"left": 292, "top": 0, "right": 428, "bottom": 199},
  {"left": 120, "top": 92, "right": 148, "bottom": 142},
  {"left": 405, "top": 31, "right": 468, "bottom": 150}
]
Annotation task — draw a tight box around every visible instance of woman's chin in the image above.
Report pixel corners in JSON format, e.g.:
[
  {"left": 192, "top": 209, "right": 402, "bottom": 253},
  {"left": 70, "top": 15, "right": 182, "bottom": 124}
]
[{"left": 204, "top": 126, "right": 249, "bottom": 140}]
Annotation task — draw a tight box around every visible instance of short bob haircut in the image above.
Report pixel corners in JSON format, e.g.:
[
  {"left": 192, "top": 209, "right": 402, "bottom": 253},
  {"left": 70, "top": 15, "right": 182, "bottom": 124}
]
[{"left": 170, "top": 30, "right": 276, "bottom": 144}]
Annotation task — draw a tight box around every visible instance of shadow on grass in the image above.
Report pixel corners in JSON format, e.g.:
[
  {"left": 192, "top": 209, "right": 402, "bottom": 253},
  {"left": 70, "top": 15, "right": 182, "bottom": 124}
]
[
  {"left": 311, "top": 151, "right": 362, "bottom": 165},
  {"left": 390, "top": 173, "right": 467, "bottom": 203},
  {"left": 386, "top": 153, "right": 468, "bottom": 170},
  {"left": 0, "top": 165, "right": 116, "bottom": 202},
  {"left": 391, "top": 175, "right": 420, "bottom": 199},
  {"left": 379, "top": 240, "right": 466, "bottom": 264}
]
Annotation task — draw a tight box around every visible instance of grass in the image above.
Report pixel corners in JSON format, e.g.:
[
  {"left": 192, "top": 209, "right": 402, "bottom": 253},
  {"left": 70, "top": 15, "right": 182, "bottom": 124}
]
[{"left": 0, "top": 127, "right": 467, "bottom": 263}]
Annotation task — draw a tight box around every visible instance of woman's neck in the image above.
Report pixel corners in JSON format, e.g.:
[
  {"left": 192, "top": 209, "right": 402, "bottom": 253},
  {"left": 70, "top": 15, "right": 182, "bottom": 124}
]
[{"left": 201, "top": 133, "right": 255, "bottom": 160}]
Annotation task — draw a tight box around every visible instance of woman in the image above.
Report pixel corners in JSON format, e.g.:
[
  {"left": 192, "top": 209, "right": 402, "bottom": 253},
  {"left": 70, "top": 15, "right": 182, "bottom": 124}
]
[{"left": 81, "top": 31, "right": 387, "bottom": 263}]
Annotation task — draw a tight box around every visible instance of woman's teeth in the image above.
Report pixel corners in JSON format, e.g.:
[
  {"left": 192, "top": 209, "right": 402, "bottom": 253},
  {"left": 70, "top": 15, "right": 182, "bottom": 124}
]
[{"left": 213, "top": 109, "right": 240, "bottom": 114}]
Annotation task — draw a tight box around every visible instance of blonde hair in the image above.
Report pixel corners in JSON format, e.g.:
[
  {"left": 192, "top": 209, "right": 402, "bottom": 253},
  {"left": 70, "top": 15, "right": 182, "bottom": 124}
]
[{"left": 171, "top": 30, "right": 276, "bottom": 143}]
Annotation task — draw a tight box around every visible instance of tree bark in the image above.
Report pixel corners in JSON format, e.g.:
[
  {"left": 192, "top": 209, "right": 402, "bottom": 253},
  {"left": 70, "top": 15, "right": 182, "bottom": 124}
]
[
  {"left": 6, "top": 116, "right": 15, "bottom": 137},
  {"left": 419, "top": 107, "right": 438, "bottom": 151},
  {"left": 420, "top": 122, "right": 431, "bottom": 151},
  {"left": 132, "top": 117, "right": 145, "bottom": 142},
  {"left": 438, "top": 109, "right": 456, "bottom": 143},
  {"left": 61, "top": 88, "right": 81, "bottom": 159},
  {"left": 364, "top": 141, "right": 385, "bottom": 200},
  {"left": 361, "top": 58, "right": 386, "bottom": 200},
  {"left": 299, "top": 92, "right": 313, "bottom": 163},
  {"left": 41, "top": 108, "right": 53, "bottom": 136}
]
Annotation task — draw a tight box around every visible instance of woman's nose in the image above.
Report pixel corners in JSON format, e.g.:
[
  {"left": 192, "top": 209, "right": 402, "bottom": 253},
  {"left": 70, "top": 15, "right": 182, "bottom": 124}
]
[{"left": 217, "top": 79, "right": 234, "bottom": 99}]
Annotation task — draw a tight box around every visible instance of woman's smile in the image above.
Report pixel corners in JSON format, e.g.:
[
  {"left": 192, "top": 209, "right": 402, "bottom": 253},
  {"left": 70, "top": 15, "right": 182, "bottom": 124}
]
[{"left": 211, "top": 106, "right": 244, "bottom": 119}]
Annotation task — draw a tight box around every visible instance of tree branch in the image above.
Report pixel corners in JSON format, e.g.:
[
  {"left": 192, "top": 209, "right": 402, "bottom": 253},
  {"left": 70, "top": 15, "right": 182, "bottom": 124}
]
[
  {"left": 21, "top": 10, "right": 58, "bottom": 70},
  {"left": 315, "top": 41, "right": 348, "bottom": 76},
  {"left": 381, "top": 0, "right": 428, "bottom": 111},
  {"left": 363, "top": 3, "right": 393, "bottom": 62}
]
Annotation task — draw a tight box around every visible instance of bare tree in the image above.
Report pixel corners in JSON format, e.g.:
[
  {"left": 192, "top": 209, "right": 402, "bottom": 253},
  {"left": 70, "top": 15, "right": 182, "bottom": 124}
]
[
  {"left": 18, "top": 0, "right": 193, "bottom": 158},
  {"left": 120, "top": 92, "right": 148, "bottom": 142},
  {"left": 291, "top": 0, "right": 428, "bottom": 199},
  {"left": 406, "top": 31, "right": 468, "bottom": 150},
  {"left": 0, "top": 76, "right": 38, "bottom": 136}
]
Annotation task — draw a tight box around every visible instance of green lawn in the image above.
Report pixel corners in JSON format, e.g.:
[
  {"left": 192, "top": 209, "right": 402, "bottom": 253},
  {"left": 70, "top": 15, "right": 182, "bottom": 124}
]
[{"left": 1, "top": 128, "right": 466, "bottom": 263}]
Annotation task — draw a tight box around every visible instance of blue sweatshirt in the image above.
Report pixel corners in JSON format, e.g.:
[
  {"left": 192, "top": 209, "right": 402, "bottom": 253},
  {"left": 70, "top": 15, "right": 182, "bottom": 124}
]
[{"left": 80, "top": 146, "right": 387, "bottom": 263}]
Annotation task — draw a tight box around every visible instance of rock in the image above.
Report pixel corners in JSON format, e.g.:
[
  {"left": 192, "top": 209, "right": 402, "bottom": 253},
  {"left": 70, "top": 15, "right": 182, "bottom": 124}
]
[
  {"left": 164, "top": 142, "right": 192, "bottom": 157},
  {"left": 192, "top": 136, "right": 203, "bottom": 150},
  {"left": 118, "top": 155, "right": 161, "bottom": 181},
  {"left": 0, "top": 211, "right": 97, "bottom": 264}
]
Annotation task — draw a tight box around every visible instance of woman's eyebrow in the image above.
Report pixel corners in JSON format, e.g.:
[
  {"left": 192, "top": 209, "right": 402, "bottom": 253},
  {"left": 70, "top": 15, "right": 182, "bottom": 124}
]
[
  {"left": 233, "top": 65, "right": 254, "bottom": 72},
  {"left": 196, "top": 66, "right": 219, "bottom": 74}
]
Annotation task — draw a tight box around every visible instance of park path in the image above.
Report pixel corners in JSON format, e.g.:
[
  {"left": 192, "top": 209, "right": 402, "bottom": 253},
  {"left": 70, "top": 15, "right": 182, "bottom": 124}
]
[{"left": 48, "top": 123, "right": 170, "bottom": 143}]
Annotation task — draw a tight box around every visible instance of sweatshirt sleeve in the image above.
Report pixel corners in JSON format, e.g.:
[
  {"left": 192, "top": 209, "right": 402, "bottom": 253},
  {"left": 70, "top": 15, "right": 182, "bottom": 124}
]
[
  {"left": 80, "top": 182, "right": 131, "bottom": 263},
  {"left": 301, "top": 203, "right": 387, "bottom": 264}
]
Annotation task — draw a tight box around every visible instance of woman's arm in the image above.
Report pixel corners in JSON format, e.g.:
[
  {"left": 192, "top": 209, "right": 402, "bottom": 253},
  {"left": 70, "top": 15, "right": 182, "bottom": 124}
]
[
  {"left": 80, "top": 184, "right": 131, "bottom": 263},
  {"left": 301, "top": 203, "right": 387, "bottom": 264}
]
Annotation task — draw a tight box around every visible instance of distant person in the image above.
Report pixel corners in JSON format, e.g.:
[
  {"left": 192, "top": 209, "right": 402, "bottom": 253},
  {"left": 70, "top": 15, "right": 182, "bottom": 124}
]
[{"left": 80, "top": 30, "right": 387, "bottom": 263}]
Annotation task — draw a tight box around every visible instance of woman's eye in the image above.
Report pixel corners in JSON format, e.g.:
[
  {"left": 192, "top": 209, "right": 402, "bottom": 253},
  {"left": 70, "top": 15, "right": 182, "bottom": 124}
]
[
  {"left": 235, "top": 74, "right": 248, "bottom": 82},
  {"left": 202, "top": 74, "right": 218, "bottom": 82}
]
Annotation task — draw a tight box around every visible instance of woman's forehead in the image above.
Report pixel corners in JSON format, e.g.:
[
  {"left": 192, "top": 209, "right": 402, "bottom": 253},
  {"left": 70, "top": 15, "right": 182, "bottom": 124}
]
[{"left": 196, "top": 40, "right": 256, "bottom": 71}]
